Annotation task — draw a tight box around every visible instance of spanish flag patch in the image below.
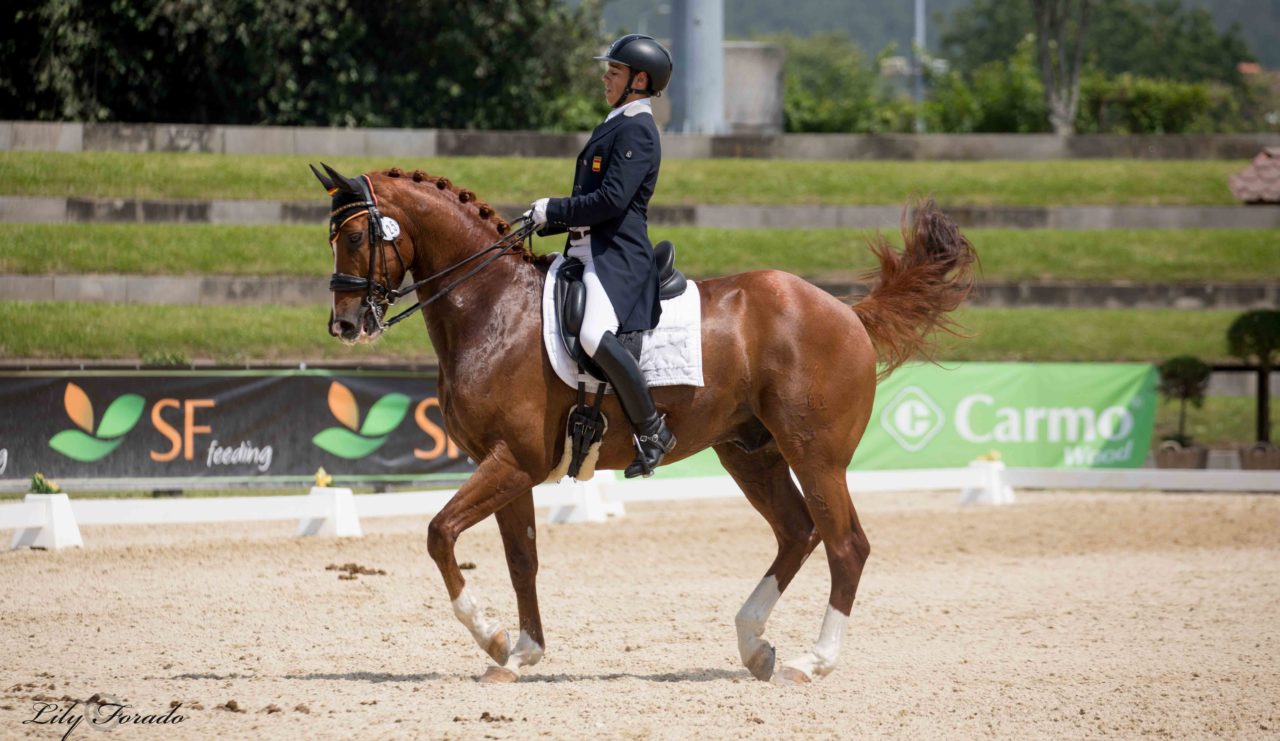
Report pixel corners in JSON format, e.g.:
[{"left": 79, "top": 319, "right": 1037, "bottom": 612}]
[{"left": 591, "top": 156, "right": 602, "bottom": 172}]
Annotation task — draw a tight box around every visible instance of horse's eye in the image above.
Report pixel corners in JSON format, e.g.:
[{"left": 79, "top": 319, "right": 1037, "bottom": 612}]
[{"left": 346, "top": 232, "right": 363, "bottom": 246}]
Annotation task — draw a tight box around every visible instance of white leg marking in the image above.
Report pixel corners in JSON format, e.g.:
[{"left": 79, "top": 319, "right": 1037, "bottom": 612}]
[
  {"left": 735, "top": 575, "right": 782, "bottom": 666},
  {"left": 503, "top": 629, "right": 545, "bottom": 670},
  {"left": 451, "top": 587, "right": 501, "bottom": 651},
  {"left": 783, "top": 605, "right": 847, "bottom": 679}
]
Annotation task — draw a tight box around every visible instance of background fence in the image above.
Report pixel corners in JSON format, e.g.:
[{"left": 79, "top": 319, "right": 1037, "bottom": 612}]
[{"left": 4, "top": 463, "right": 1277, "bottom": 549}]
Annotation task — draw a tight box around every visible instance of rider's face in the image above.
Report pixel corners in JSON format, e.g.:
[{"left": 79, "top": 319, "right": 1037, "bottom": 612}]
[
  {"left": 602, "top": 63, "right": 648, "bottom": 105},
  {"left": 602, "top": 62, "right": 629, "bottom": 104}
]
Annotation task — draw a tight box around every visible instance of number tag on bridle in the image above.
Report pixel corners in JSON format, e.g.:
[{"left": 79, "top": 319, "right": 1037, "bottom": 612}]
[{"left": 380, "top": 216, "right": 401, "bottom": 240}]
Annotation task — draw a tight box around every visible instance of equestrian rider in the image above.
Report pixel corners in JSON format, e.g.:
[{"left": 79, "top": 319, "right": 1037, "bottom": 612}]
[{"left": 525, "top": 34, "right": 677, "bottom": 478}]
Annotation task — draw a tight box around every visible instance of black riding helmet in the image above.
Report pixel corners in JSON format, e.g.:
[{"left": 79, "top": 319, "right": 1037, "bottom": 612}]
[{"left": 594, "top": 34, "right": 673, "bottom": 107}]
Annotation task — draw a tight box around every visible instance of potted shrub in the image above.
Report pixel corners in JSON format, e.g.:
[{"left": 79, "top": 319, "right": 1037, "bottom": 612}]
[
  {"left": 1155, "top": 355, "right": 1211, "bottom": 469},
  {"left": 1241, "top": 443, "right": 1280, "bottom": 470}
]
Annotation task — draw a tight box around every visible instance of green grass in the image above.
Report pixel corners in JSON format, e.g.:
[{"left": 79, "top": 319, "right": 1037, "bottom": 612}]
[
  {"left": 933, "top": 307, "right": 1241, "bottom": 362},
  {"left": 0, "top": 223, "right": 327, "bottom": 276},
  {"left": 0, "top": 151, "right": 1244, "bottom": 206},
  {"left": 0, "top": 302, "right": 436, "bottom": 364},
  {"left": 668, "top": 227, "right": 1280, "bottom": 282},
  {"left": 4, "top": 223, "right": 1276, "bottom": 282},
  {"left": 0, "top": 302, "right": 1248, "bottom": 364}
]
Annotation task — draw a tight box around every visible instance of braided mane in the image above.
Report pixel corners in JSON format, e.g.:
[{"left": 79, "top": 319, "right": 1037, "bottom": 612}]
[{"left": 381, "top": 167, "right": 552, "bottom": 267}]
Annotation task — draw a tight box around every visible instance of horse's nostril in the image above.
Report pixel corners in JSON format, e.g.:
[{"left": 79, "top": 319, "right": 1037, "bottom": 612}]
[{"left": 332, "top": 319, "right": 357, "bottom": 337}]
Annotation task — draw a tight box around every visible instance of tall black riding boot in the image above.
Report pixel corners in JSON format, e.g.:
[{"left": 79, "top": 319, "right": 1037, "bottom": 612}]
[{"left": 591, "top": 331, "right": 676, "bottom": 478}]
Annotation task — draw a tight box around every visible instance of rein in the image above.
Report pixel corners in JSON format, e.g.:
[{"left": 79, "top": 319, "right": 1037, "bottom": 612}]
[{"left": 328, "top": 176, "right": 537, "bottom": 330}]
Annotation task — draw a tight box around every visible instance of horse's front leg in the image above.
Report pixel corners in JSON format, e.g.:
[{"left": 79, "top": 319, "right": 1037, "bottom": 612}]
[
  {"left": 426, "top": 445, "right": 536, "bottom": 678},
  {"left": 480, "top": 492, "right": 546, "bottom": 682}
]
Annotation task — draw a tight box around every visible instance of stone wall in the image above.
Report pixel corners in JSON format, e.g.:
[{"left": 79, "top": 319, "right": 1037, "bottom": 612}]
[
  {"left": 2, "top": 273, "right": 1273, "bottom": 312},
  {"left": 5, "top": 195, "right": 1276, "bottom": 231},
  {"left": 667, "top": 204, "right": 1280, "bottom": 230},
  {"left": 4, "top": 120, "right": 1276, "bottom": 160}
]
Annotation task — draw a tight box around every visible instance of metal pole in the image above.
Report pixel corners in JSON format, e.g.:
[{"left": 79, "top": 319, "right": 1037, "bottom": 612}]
[
  {"left": 914, "top": 0, "right": 926, "bottom": 133},
  {"left": 669, "top": 0, "right": 727, "bottom": 134}
]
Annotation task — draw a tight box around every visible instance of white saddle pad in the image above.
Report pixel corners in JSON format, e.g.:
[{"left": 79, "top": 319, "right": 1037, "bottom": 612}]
[{"left": 542, "top": 253, "right": 704, "bottom": 390}]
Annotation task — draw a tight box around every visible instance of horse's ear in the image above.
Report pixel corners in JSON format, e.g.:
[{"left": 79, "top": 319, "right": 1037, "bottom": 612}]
[
  {"left": 310, "top": 163, "right": 336, "bottom": 194},
  {"left": 320, "top": 163, "right": 360, "bottom": 195}
]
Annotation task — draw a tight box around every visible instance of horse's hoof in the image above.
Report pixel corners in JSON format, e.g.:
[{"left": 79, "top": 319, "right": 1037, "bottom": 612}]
[
  {"left": 478, "top": 666, "right": 520, "bottom": 684},
  {"left": 485, "top": 630, "right": 511, "bottom": 665},
  {"left": 745, "top": 643, "right": 776, "bottom": 682},
  {"left": 773, "top": 666, "right": 811, "bottom": 686}
]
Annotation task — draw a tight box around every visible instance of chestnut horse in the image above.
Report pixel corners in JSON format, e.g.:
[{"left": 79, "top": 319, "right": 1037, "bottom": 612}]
[{"left": 313, "top": 164, "right": 976, "bottom": 684}]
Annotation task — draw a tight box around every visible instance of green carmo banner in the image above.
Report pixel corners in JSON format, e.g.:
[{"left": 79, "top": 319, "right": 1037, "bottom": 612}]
[
  {"left": 652, "top": 362, "right": 1158, "bottom": 476},
  {"left": 849, "top": 362, "right": 1157, "bottom": 469}
]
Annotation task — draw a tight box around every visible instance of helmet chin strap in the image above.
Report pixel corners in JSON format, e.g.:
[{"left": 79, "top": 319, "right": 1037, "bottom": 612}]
[{"left": 612, "top": 69, "right": 651, "bottom": 108}]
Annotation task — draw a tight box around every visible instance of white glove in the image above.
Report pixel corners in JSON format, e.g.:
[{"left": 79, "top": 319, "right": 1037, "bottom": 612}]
[{"left": 522, "top": 198, "right": 549, "bottom": 227}]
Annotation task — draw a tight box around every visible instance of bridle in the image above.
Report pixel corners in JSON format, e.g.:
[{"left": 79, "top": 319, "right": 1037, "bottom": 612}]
[{"left": 327, "top": 174, "right": 536, "bottom": 331}]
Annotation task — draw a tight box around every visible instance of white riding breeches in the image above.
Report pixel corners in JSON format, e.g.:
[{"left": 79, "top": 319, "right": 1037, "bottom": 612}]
[{"left": 567, "top": 243, "right": 619, "bottom": 358}]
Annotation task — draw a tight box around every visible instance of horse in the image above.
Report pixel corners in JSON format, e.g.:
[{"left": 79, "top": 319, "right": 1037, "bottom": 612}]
[{"left": 311, "top": 163, "right": 976, "bottom": 684}]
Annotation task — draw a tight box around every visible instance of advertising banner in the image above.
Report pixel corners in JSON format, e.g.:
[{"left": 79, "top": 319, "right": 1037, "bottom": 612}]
[
  {"left": 653, "top": 362, "right": 1158, "bottom": 477},
  {"left": 854, "top": 362, "right": 1157, "bottom": 469},
  {"left": 0, "top": 363, "right": 1157, "bottom": 486},
  {"left": 0, "top": 370, "right": 471, "bottom": 485}
]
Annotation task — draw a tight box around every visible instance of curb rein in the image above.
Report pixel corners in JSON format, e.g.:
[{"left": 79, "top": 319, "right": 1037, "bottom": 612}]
[{"left": 328, "top": 175, "right": 537, "bottom": 331}]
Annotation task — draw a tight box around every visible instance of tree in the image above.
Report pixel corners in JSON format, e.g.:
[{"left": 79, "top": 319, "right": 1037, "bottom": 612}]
[
  {"left": 1227, "top": 310, "right": 1280, "bottom": 444},
  {"left": 766, "top": 33, "right": 915, "bottom": 134},
  {"left": 0, "top": 0, "right": 607, "bottom": 130},
  {"left": 941, "top": 0, "right": 1256, "bottom": 85},
  {"left": 926, "top": 35, "right": 1049, "bottom": 133},
  {"left": 1157, "top": 356, "right": 1212, "bottom": 447},
  {"left": 1031, "top": 0, "right": 1092, "bottom": 135},
  {"left": 940, "top": 0, "right": 1033, "bottom": 76}
]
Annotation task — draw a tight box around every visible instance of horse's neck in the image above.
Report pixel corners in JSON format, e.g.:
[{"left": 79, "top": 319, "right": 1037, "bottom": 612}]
[{"left": 414, "top": 240, "right": 543, "bottom": 374}]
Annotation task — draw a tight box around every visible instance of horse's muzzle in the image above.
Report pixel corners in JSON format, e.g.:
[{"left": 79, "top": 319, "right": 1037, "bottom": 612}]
[{"left": 330, "top": 304, "right": 379, "bottom": 344}]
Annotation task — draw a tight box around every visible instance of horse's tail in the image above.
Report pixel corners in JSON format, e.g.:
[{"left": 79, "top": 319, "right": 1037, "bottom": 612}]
[{"left": 851, "top": 199, "right": 977, "bottom": 380}]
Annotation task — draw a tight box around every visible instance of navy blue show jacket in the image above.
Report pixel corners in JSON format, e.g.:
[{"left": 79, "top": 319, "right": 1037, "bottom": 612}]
[{"left": 542, "top": 107, "right": 662, "bottom": 333}]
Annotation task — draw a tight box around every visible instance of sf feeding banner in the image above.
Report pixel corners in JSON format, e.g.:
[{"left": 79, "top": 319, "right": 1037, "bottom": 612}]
[
  {"left": 851, "top": 362, "right": 1157, "bottom": 469},
  {"left": 0, "top": 369, "right": 472, "bottom": 484}
]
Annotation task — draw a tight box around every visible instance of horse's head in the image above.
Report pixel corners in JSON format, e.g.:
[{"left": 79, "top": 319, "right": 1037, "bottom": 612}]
[{"left": 311, "top": 163, "right": 415, "bottom": 344}]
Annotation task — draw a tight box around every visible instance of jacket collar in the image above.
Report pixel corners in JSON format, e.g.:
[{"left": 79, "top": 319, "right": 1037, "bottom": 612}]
[
  {"left": 581, "top": 98, "right": 653, "bottom": 153},
  {"left": 605, "top": 97, "right": 652, "bottom": 123}
]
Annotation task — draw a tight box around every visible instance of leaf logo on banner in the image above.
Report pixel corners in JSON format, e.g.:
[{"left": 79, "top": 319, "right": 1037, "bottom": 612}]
[
  {"left": 311, "top": 381, "right": 410, "bottom": 459},
  {"left": 48, "top": 383, "right": 146, "bottom": 462}
]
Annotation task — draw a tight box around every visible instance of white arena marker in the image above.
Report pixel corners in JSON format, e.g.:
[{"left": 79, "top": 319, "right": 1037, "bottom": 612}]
[
  {"left": 960, "top": 459, "right": 1016, "bottom": 506},
  {"left": 545, "top": 477, "right": 624, "bottom": 524},
  {"left": 11, "top": 493, "right": 83, "bottom": 550},
  {"left": 297, "top": 486, "right": 363, "bottom": 537}
]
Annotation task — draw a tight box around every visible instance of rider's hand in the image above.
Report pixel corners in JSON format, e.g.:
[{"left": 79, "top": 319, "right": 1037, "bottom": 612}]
[{"left": 523, "top": 198, "right": 549, "bottom": 228}]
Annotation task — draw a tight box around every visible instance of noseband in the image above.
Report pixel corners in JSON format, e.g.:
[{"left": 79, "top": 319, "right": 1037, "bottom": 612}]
[{"left": 328, "top": 175, "right": 536, "bottom": 331}]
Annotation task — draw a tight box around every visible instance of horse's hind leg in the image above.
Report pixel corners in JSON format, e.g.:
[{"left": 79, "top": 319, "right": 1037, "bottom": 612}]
[
  {"left": 426, "top": 445, "right": 536, "bottom": 676},
  {"left": 776, "top": 461, "right": 871, "bottom": 684},
  {"left": 714, "top": 440, "right": 821, "bottom": 682}
]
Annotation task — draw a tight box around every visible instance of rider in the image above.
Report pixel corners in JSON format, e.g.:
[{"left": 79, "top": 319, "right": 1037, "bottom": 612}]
[{"left": 526, "top": 34, "right": 676, "bottom": 478}]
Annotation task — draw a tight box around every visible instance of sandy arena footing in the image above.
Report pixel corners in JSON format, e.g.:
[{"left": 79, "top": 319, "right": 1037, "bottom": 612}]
[{"left": 1, "top": 489, "right": 1277, "bottom": 739}]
